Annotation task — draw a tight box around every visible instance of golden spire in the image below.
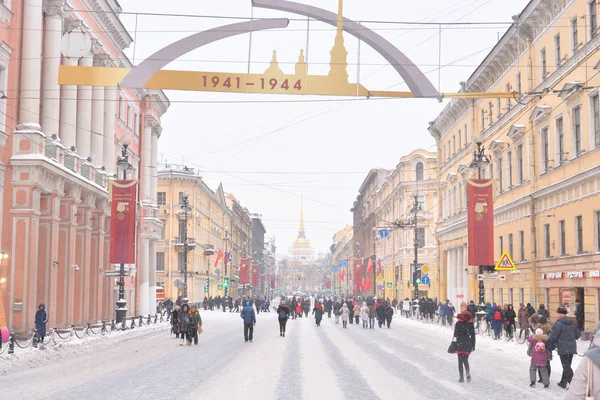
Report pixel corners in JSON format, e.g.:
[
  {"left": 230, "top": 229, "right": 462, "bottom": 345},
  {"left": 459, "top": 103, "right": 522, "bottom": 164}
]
[
  {"left": 295, "top": 49, "right": 308, "bottom": 76},
  {"left": 265, "top": 50, "right": 284, "bottom": 77},
  {"left": 329, "top": 0, "right": 348, "bottom": 83},
  {"left": 298, "top": 195, "right": 306, "bottom": 239}
]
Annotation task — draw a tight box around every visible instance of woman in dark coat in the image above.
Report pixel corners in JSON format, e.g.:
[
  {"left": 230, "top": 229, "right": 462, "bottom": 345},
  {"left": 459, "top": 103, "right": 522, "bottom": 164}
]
[
  {"left": 277, "top": 301, "right": 290, "bottom": 337},
  {"left": 312, "top": 302, "right": 324, "bottom": 327},
  {"left": 178, "top": 304, "right": 191, "bottom": 345},
  {"left": 35, "top": 304, "right": 48, "bottom": 342},
  {"left": 453, "top": 302, "right": 476, "bottom": 383},
  {"left": 171, "top": 305, "right": 181, "bottom": 338},
  {"left": 504, "top": 304, "right": 517, "bottom": 338}
]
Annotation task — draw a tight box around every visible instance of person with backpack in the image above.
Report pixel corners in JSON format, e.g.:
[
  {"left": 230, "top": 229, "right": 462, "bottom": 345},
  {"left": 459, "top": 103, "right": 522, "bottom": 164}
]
[
  {"left": 528, "top": 328, "right": 550, "bottom": 387},
  {"left": 488, "top": 304, "right": 504, "bottom": 339},
  {"left": 276, "top": 300, "right": 290, "bottom": 337},
  {"left": 333, "top": 300, "right": 341, "bottom": 324}
]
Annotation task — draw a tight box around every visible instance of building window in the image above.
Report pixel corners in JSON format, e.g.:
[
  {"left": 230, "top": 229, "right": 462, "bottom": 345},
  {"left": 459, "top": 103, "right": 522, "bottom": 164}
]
[
  {"left": 127, "top": 105, "right": 132, "bottom": 127},
  {"left": 480, "top": 109, "right": 485, "bottom": 131},
  {"left": 573, "top": 106, "right": 582, "bottom": 155},
  {"left": 595, "top": 211, "right": 600, "bottom": 252},
  {"left": 134, "top": 113, "right": 139, "bottom": 137},
  {"left": 416, "top": 228, "right": 425, "bottom": 248},
  {"left": 559, "top": 220, "right": 566, "bottom": 256},
  {"left": 448, "top": 141, "right": 451, "bottom": 159},
  {"left": 507, "top": 150, "right": 513, "bottom": 188},
  {"left": 572, "top": 16, "right": 579, "bottom": 53},
  {"left": 576, "top": 215, "right": 584, "bottom": 254},
  {"left": 593, "top": 94, "right": 600, "bottom": 148},
  {"left": 591, "top": 0, "right": 598, "bottom": 38},
  {"left": 178, "top": 252, "right": 186, "bottom": 271},
  {"left": 517, "top": 144, "right": 524, "bottom": 184},
  {"left": 458, "top": 130, "right": 462, "bottom": 149},
  {"left": 488, "top": 101, "right": 493, "bottom": 126},
  {"left": 541, "top": 47, "right": 547, "bottom": 78},
  {"left": 506, "top": 83, "right": 512, "bottom": 109},
  {"left": 156, "top": 252, "right": 165, "bottom": 271},
  {"left": 417, "top": 195, "right": 426, "bottom": 211},
  {"left": 497, "top": 157, "right": 503, "bottom": 192},
  {"left": 415, "top": 162, "right": 424, "bottom": 181},
  {"left": 556, "top": 116, "right": 565, "bottom": 164},
  {"left": 541, "top": 127, "right": 550, "bottom": 173},
  {"left": 519, "top": 230, "right": 525, "bottom": 261},
  {"left": 464, "top": 124, "right": 468, "bottom": 144},
  {"left": 508, "top": 233, "right": 514, "bottom": 259},
  {"left": 118, "top": 96, "right": 124, "bottom": 120},
  {"left": 499, "top": 236, "right": 504, "bottom": 256},
  {"left": 452, "top": 136, "right": 456, "bottom": 154},
  {"left": 497, "top": 98, "right": 502, "bottom": 118},
  {"left": 178, "top": 192, "right": 185, "bottom": 206},
  {"left": 555, "top": 34, "right": 562, "bottom": 66},
  {"left": 516, "top": 72, "right": 521, "bottom": 95},
  {"left": 544, "top": 224, "right": 551, "bottom": 258},
  {"left": 157, "top": 192, "right": 166, "bottom": 206}
]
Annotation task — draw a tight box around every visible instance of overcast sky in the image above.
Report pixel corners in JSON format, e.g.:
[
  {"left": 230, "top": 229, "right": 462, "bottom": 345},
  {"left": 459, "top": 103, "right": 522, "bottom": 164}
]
[{"left": 118, "top": 0, "right": 528, "bottom": 255}]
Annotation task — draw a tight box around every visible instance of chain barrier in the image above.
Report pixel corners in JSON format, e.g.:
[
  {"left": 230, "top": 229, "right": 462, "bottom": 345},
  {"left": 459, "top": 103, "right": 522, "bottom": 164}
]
[{"left": 1, "top": 314, "right": 164, "bottom": 355}]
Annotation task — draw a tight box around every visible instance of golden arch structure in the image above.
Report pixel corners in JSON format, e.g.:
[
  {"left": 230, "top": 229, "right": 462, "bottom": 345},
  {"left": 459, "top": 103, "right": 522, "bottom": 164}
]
[{"left": 58, "top": 0, "right": 513, "bottom": 100}]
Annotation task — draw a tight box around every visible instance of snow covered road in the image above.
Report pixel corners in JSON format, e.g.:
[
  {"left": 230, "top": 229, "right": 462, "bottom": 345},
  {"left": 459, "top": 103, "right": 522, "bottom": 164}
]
[{"left": 0, "top": 308, "right": 583, "bottom": 400}]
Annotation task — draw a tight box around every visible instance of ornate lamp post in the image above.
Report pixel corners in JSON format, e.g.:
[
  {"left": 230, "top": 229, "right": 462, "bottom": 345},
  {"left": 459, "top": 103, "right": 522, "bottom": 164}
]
[
  {"left": 469, "top": 132, "right": 491, "bottom": 306},
  {"left": 180, "top": 191, "right": 191, "bottom": 304},
  {"left": 115, "top": 135, "right": 132, "bottom": 323},
  {"left": 411, "top": 188, "right": 422, "bottom": 300}
]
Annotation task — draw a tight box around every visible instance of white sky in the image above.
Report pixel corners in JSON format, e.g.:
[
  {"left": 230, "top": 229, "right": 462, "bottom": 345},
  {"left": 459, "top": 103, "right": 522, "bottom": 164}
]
[{"left": 117, "top": 0, "right": 529, "bottom": 254}]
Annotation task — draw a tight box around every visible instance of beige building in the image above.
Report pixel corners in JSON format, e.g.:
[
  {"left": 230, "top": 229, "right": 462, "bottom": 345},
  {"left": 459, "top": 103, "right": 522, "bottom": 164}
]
[
  {"left": 429, "top": 0, "right": 600, "bottom": 330},
  {"left": 331, "top": 225, "right": 353, "bottom": 296}
]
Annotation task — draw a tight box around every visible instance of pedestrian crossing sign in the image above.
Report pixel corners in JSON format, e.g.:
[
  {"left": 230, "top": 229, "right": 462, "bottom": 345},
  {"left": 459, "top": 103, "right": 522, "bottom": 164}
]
[{"left": 495, "top": 251, "right": 516, "bottom": 271}]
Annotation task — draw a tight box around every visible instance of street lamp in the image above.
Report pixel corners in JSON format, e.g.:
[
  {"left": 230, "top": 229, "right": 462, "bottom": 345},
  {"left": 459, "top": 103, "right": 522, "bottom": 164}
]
[
  {"left": 411, "top": 187, "right": 422, "bottom": 300},
  {"left": 469, "top": 132, "right": 491, "bottom": 306},
  {"left": 180, "top": 191, "right": 190, "bottom": 304},
  {"left": 115, "top": 135, "right": 132, "bottom": 323}
]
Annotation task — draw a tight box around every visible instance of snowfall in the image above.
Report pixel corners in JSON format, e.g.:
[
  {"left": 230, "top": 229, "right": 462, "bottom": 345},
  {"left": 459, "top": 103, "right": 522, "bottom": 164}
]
[{"left": 0, "top": 300, "right": 589, "bottom": 400}]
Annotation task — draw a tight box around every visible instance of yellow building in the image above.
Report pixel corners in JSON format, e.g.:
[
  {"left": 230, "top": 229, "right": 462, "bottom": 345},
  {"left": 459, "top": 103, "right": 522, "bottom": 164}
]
[
  {"left": 331, "top": 225, "right": 353, "bottom": 296},
  {"left": 288, "top": 199, "right": 314, "bottom": 291},
  {"left": 156, "top": 164, "right": 249, "bottom": 302},
  {"left": 370, "top": 150, "right": 439, "bottom": 301},
  {"left": 429, "top": 0, "right": 600, "bottom": 330}
]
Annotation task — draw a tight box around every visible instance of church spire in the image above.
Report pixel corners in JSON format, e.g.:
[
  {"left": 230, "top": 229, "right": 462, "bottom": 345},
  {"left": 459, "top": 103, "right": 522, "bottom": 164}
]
[
  {"left": 298, "top": 195, "right": 306, "bottom": 239},
  {"left": 328, "top": 0, "right": 348, "bottom": 82}
]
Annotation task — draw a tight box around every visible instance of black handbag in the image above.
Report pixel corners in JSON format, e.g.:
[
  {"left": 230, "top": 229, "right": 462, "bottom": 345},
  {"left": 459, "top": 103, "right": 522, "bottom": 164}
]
[{"left": 448, "top": 340, "right": 457, "bottom": 354}]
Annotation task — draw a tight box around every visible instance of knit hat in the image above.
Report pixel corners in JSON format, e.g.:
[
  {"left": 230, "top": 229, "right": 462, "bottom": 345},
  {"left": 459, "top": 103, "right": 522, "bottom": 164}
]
[
  {"left": 535, "top": 328, "right": 543, "bottom": 335},
  {"left": 460, "top": 302, "right": 467, "bottom": 312},
  {"left": 557, "top": 306, "right": 568, "bottom": 315}
]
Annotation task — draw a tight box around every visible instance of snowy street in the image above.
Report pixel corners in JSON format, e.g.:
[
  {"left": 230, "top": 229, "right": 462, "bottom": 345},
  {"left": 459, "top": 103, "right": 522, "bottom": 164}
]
[{"left": 0, "top": 306, "right": 584, "bottom": 400}]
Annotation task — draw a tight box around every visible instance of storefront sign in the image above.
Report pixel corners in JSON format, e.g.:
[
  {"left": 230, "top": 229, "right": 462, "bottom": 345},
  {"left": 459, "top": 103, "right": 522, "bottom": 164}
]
[
  {"left": 109, "top": 180, "right": 138, "bottom": 264},
  {"left": 510, "top": 270, "right": 521, "bottom": 275},
  {"left": 543, "top": 272, "right": 564, "bottom": 280},
  {"left": 566, "top": 271, "right": 584, "bottom": 279},
  {"left": 589, "top": 270, "right": 600, "bottom": 278},
  {"left": 541, "top": 271, "right": 589, "bottom": 279},
  {"left": 467, "top": 179, "right": 494, "bottom": 267}
]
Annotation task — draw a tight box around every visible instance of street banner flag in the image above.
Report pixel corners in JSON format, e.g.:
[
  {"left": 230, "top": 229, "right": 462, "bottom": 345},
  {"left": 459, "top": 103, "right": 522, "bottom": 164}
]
[
  {"left": 214, "top": 249, "right": 223, "bottom": 267},
  {"left": 251, "top": 263, "right": 259, "bottom": 286},
  {"left": 239, "top": 258, "right": 249, "bottom": 284},
  {"left": 467, "top": 179, "right": 495, "bottom": 266},
  {"left": 224, "top": 251, "right": 231, "bottom": 267},
  {"left": 377, "top": 258, "right": 382, "bottom": 275},
  {"left": 495, "top": 251, "right": 516, "bottom": 271},
  {"left": 367, "top": 258, "right": 373, "bottom": 274},
  {"left": 354, "top": 258, "right": 363, "bottom": 292},
  {"left": 109, "top": 180, "right": 138, "bottom": 264}
]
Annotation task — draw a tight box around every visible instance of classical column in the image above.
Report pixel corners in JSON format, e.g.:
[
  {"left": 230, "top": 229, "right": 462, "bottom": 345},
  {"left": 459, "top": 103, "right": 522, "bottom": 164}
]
[
  {"left": 150, "top": 124, "right": 161, "bottom": 204},
  {"left": 19, "top": 0, "right": 43, "bottom": 128},
  {"left": 59, "top": 19, "right": 81, "bottom": 149},
  {"left": 446, "top": 250, "right": 452, "bottom": 302},
  {"left": 451, "top": 248, "right": 458, "bottom": 304},
  {"left": 462, "top": 245, "right": 469, "bottom": 302},
  {"left": 139, "top": 239, "right": 150, "bottom": 315},
  {"left": 149, "top": 240, "right": 157, "bottom": 312},
  {"left": 76, "top": 51, "right": 93, "bottom": 158},
  {"left": 75, "top": 196, "right": 94, "bottom": 325},
  {"left": 457, "top": 246, "right": 463, "bottom": 299},
  {"left": 91, "top": 54, "right": 109, "bottom": 166},
  {"left": 46, "top": 194, "right": 62, "bottom": 328},
  {"left": 103, "top": 85, "right": 116, "bottom": 174},
  {"left": 41, "top": 1, "right": 65, "bottom": 136},
  {"left": 141, "top": 117, "right": 155, "bottom": 203}
]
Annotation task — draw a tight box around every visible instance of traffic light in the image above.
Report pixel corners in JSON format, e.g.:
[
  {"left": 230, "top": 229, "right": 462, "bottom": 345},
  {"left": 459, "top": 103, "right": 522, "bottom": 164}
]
[
  {"left": 224, "top": 277, "right": 229, "bottom": 288},
  {"left": 413, "top": 266, "right": 421, "bottom": 285}
]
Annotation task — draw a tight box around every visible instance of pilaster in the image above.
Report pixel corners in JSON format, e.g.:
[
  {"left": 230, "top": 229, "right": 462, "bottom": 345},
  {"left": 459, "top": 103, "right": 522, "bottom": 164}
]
[
  {"left": 75, "top": 193, "right": 94, "bottom": 324},
  {"left": 59, "top": 187, "right": 80, "bottom": 325},
  {"left": 76, "top": 51, "right": 93, "bottom": 158}
]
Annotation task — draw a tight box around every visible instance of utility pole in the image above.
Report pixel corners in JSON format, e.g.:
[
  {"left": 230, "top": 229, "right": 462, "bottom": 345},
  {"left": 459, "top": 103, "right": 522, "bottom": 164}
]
[
  {"left": 115, "top": 136, "right": 132, "bottom": 323},
  {"left": 412, "top": 189, "right": 421, "bottom": 300}
]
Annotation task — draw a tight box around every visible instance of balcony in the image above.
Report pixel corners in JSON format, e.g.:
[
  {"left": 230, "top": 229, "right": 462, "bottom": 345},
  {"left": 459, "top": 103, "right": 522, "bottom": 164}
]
[{"left": 174, "top": 237, "right": 196, "bottom": 251}]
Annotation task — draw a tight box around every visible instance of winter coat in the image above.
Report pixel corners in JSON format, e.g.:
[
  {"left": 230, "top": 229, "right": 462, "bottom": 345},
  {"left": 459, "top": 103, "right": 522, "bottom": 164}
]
[
  {"left": 445, "top": 305, "right": 455, "bottom": 318},
  {"left": 171, "top": 309, "right": 179, "bottom": 326},
  {"left": 467, "top": 304, "right": 478, "bottom": 318},
  {"left": 575, "top": 303, "right": 584, "bottom": 322},
  {"left": 518, "top": 308, "right": 530, "bottom": 330},
  {"left": 241, "top": 304, "right": 256, "bottom": 324},
  {"left": 35, "top": 307, "right": 48, "bottom": 337},
  {"left": 368, "top": 305, "right": 375, "bottom": 318},
  {"left": 504, "top": 308, "right": 516, "bottom": 326},
  {"left": 528, "top": 333, "right": 549, "bottom": 367},
  {"left": 277, "top": 305, "right": 290, "bottom": 320},
  {"left": 547, "top": 316, "right": 580, "bottom": 355},
  {"left": 341, "top": 304, "right": 350, "bottom": 322},
  {"left": 312, "top": 305, "right": 324, "bottom": 321},
  {"left": 537, "top": 306, "right": 549, "bottom": 318},
  {"left": 453, "top": 312, "right": 475, "bottom": 353},
  {"left": 333, "top": 302, "right": 342, "bottom": 316},
  {"left": 353, "top": 305, "right": 361, "bottom": 317},
  {"left": 384, "top": 306, "right": 394, "bottom": 322},
  {"left": 402, "top": 300, "right": 410, "bottom": 311},
  {"left": 376, "top": 305, "right": 385, "bottom": 320},
  {"left": 439, "top": 304, "right": 448, "bottom": 316},
  {"left": 179, "top": 305, "right": 191, "bottom": 333},
  {"left": 488, "top": 306, "right": 503, "bottom": 330},
  {"left": 567, "top": 332, "right": 600, "bottom": 400},
  {"left": 360, "top": 305, "right": 369, "bottom": 321},
  {"left": 189, "top": 310, "right": 202, "bottom": 329},
  {"left": 529, "top": 313, "right": 553, "bottom": 334}
]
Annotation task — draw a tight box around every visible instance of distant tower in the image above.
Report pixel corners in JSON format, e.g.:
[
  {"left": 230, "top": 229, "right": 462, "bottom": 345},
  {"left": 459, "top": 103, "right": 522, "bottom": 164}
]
[
  {"left": 265, "top": 50, "right": 284, "bottom": 77},
  {"left": 295, "top": 49, "right": 308, "bottom": 77},
  {"left": 328, "top": 0, "right": 349, "bottom": 83}
]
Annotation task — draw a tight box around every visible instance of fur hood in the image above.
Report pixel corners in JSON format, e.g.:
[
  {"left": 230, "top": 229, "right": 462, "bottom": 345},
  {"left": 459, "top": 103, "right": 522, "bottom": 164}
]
[{"left": 531, "top": 333, "right": 548, "bottom": 341}]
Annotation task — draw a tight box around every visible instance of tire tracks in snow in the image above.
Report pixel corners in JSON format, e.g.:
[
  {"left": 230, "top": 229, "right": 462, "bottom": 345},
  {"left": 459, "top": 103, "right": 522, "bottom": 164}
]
[{"left": 274, "top": 317, "right": 304, "bottom": 400}]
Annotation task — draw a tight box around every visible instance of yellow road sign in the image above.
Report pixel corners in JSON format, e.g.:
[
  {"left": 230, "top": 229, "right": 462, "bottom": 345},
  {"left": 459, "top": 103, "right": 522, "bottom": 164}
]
[
  {"left": 376, "top": 274, "right": 384, "bottom": 283},
  {"left": 421, "top": 265, "right": 429, "bottom": 273},
  {"left": 495, "top": 251, "right": 516, "bottom": 271}
]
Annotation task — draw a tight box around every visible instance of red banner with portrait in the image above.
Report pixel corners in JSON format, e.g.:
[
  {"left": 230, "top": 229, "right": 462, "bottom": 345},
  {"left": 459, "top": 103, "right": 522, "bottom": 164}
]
[
  {"left": 251, "top": 263, "right": 259, "bottom": 287},
  {"left": 353, "top": 258, "right": 363, "bottom": 293},
  {"left": 109, "top": 180, "right": 138, "bottom": 264},
  {"left": 239, "top": 258, "right": 249, "bottom": 284},
  {"left": 467, "top": 179, "right": 495, "bottom": 266}
]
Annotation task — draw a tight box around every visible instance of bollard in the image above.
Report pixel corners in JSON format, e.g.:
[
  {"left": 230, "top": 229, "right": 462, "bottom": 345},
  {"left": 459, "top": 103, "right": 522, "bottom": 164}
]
[
  {"left": 111, "top": 319, "right": 116, "bottom": 331},
  {"left": 8, "top": 334, "right": 15, "bottom": 354},
  {"left": 32, "top": 329, "right": 38, "bottom": 348},
  {"left": 130, "top": 317, "right": 135, "bottom": 329},
  {"left": 147, "top": 314, "right": 151, "bottom": 325},
  {"left": 154, "top": 314, "right": 158, "bottom": 324},
  {"left": 138, "top": 315, "right": 143, "bottom": 326},
  {"left": 121, "top": 318, "right": 126, "bottom": 330},
  {"left": 71, "top": 324, "right": 75, "bottom": 337},
  {"left": 160, "top": 313, "right": 164, "bottom": 323},
  {"left": 101, "top": 320, "right": 107, "bottom": 334},
  {"left": 86, "top": 322, "right": 91, "bottom": 335}
]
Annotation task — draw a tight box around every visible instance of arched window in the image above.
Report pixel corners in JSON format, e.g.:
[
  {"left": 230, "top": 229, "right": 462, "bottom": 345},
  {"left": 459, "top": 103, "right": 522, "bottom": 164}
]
[{"left": 415, "top": 162, "right": 424, "bottom": 181}]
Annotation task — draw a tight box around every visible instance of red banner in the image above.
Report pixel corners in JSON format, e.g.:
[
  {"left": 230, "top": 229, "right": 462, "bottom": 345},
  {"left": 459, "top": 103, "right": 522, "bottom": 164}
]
[
  {"left": 109, "top": 180, "right": 137, "bottom": 264},
  {"left": 239, "top": 258, "right": 249, "bottom": 284},
  {"left": 251, "top": 263, "right": 259, "bottom": 287},
  {"left": 353, "top": 258, "right": 363, "bottom": 293},
  {"left": 467, "top": 179, "right": 495, "bottom": 266}
]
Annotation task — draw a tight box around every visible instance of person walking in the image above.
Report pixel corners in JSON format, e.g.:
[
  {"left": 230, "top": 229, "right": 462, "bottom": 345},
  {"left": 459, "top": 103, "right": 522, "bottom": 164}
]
[
  {"left": 537, "top": 303, "right": 549, "bottom": 318},
  {"left": 179, "top": 304, "right": 192, "bottom": 346},
  {"left": 518, "top": 303, "right": 530, "bottom": 339},
  {"left": 368, "top": 302, "right": 376, "bottom": 329},
  {"left": 488, "top": 304, "right": 503, "bottom": 340},
  {"left": 312, "top": 302, "right": 324, "bottom": 327},
  {"left": 34, "top": 304, "right": 48, "bottom": 344},
  {"left": 189, "top": 305, "right": 202, "bottom": 345},
  {"left": 277, "top": 300, "right": 290, "bottom": 337},
  {"left": 353, "top": 303, "right": 361, "bottom": 326},
  {"left": 376, "top": 301, "right": 386, "bottom": 328},
  {"left": 360, "top": 302, "right": 369, "bottom": 329},
  {"left": 333, "top": 300, "right": 341, "bottom": 324},
  {"left": 340, "top": 302, "right": 350, "bottom": 329},
  {"left": 453, "top": 302, "right": 476, "bottom": 383},
  {"left": 255, "top": 298, "right": 261, "bottom": 315},
  {"left": 526, "top": 303, "right": 536, "bottom": 317},
  {"left": 241, "top": 301, "right": 257, "bottom": 342},
  {"left": 575, "top": 299, "right": 584, "bottom": 332},
  {"left": 566, "top": 326, "right": 600, "bottom": 399},
  {"left": 467, "top": 301, "right": 478, "bottom": 319},
  {"left": 529, "top": 313, "right": 554, "bottom": 382},
  {"left": 296, "top": 302, "right": 303, "bottom": 318},
  {"left": 171, "top": 305, "right": 181, "bottom": 338},
  {"left": 528, "top": 328, "right": 550, "bottom": 388},
  {"left": 348, "top": 299, "right": 355, "bottom": 324},
  {"left": 384, "top": 302, "right": 394, "bottom": 329},
  {"left": 505, "top": 304, "right": 517, "bottom": 339},
  {"left": 446, "top": 301, "right": 456, "bottom": 326},
  {"left": 547, "top": 306, "right": 581, "bottom": 389}
]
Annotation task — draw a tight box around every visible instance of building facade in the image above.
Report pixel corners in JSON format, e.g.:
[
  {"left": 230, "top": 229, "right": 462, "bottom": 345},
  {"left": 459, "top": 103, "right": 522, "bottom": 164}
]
[
  {"left": 224, "top": 193, "right": 253, "bottom": 299},
  {"left": 330, "top": 225, "right": 353, "bottom": 296},
  {"left": 0, "top": 0, "right": 168, "bottom": 332},
  {"left": 429, "top": 0, "right": 600, "bottom": 330},
  {"left": 250, "top": 214, "right": 266, "bottom": 297},
  {"left": 288, "top": 200, "right": 314, "bottom": 292}
]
